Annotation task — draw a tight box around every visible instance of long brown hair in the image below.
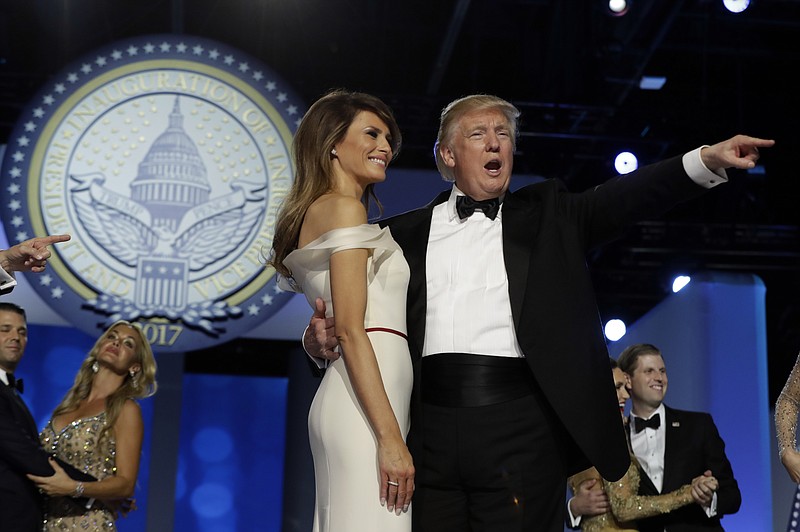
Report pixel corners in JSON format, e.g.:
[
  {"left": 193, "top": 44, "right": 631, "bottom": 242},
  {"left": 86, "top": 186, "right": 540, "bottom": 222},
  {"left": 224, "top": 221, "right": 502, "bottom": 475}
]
[
  {"left": 51, "top": 321, "right": 157, "bottom": 452},
  {"left": 267, "top": 89, "right": 402, "bottom": 278}
]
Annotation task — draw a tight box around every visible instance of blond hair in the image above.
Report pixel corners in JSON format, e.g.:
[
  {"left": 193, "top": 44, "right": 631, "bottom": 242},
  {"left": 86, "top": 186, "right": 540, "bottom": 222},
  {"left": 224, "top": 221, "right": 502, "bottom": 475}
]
[
  {"left": 434, "top": 94, "right": 520, "bottom": 182},
  {"left": 51, "top": 321, "right": 157, "bottom": 453}
]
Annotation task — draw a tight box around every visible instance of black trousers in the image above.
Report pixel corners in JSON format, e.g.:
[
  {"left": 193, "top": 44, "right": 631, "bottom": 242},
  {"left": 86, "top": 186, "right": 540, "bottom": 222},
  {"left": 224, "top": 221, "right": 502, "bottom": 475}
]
[{"left": 413, "top": 354, "right": 568, "bottom": 532}]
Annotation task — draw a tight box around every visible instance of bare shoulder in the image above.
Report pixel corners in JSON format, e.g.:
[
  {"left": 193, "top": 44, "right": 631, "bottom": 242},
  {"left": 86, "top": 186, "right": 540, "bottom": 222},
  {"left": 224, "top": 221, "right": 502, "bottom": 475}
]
[
  {"left": 117, "top": 399, "right": 143, "bottom": 426},
  {"left": 300, "top": 194, "right": 367, "bottom": 246}
]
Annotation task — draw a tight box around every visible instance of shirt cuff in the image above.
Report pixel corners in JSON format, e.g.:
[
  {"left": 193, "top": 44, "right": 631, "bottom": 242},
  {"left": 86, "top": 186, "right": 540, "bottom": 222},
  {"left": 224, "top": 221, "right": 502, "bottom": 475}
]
[
  {"left": 704, "top": 491, "right": 718, "bottom": 517},
  {"left": 308, "top": 353, "right": 329, "bottom": 370},
  {"left": 567, "top": 497, "right": 582, "bottom": 527},
  {"left": 0, "top": 267, "right": 16, "bottom": 291},
  {"left": 301, "top": 325, "right": 329, "bottom": 370},
  {"left": 682, "top": 146, "right": 728, "bottom": 189}
]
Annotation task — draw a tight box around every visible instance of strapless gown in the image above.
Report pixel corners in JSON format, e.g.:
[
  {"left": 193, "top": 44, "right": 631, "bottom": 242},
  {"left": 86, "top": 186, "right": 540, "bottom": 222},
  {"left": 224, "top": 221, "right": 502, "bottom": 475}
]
[{"left": 283, "top": 224, "right": 413, "bottom": 532}]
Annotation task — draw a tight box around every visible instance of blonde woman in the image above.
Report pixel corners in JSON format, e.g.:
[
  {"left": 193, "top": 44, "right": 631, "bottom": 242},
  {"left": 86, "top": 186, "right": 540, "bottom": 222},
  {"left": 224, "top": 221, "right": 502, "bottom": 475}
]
[{"left": 28, "top": 321, "right": 157, "bottom": 531}]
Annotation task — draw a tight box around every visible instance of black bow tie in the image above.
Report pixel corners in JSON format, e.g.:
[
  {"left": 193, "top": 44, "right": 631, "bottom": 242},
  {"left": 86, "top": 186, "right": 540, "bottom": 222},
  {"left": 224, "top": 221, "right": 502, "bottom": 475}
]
[
  {"left": 633, "top": 413, "right": 660, "bottom": 433},
  {"left": 456, "top": 195, "right": 501, "bottom": 220},
  {"left": 6, "top": 374, "right": 23, "bottom": 394}
]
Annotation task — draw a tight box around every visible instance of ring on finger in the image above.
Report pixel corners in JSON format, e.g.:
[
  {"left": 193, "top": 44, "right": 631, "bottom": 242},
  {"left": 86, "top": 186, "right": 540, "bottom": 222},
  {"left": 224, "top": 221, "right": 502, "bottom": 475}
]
[{"left": 387, "top": 480, "right": 399, "bottom": 487}]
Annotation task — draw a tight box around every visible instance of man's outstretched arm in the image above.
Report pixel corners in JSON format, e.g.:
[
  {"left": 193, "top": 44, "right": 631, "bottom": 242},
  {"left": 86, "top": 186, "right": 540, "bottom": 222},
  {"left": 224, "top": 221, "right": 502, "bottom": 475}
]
[{"left": 0, "top": 234, "right": 71, "bottom": 293}]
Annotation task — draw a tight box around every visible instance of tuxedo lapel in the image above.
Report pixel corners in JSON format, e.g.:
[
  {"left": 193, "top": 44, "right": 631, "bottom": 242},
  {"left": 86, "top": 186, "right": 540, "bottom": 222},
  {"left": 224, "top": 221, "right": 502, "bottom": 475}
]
[
  {"left": 501, "top": 191, "right": 538, "bottom": 331},
  {"left": 0, "top": 383, "right": 38, "bottom": 438},
  {"left": 662, "top": 405, "right": 681, "bottom": 491},
  {"left": 404, "top": 216, "right": 430, "bottom": 358},
  {"left": 384, "top": 190, "right": 448, "bottom": 358},
  {"left": 638, "top": 462, "right": 660, "bottom": 495}
]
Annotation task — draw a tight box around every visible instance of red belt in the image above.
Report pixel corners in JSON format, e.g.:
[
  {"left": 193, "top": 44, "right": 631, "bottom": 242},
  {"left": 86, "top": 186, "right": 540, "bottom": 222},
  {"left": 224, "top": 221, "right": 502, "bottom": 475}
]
[{"left": 365, "top": 327, "right": 408, "bottom": 340}]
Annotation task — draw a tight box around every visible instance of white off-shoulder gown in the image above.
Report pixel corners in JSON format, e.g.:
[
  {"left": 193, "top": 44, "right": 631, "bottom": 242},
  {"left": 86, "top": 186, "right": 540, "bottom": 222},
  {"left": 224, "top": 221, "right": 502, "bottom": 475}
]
[{"left": 283, "top": 224, "right": 412, "bottom": 532}]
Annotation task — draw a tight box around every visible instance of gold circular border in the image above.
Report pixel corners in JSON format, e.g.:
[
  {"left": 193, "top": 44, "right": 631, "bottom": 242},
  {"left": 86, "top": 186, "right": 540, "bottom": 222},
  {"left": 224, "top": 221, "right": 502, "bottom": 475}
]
[{"left": 26, "top": 59, "right": 293, "bottom": 305}]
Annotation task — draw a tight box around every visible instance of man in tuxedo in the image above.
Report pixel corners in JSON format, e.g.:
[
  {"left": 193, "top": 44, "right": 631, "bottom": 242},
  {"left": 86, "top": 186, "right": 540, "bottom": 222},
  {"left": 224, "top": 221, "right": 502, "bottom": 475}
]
[
  {"left": 306, "top": 94, "right": 768, "bottom": 531},
  {"left": 617, "top": 343, "right": 741, "bottom": 531},
  {"left": 0, "top": 234, "right": 71, "bottom": 295},
  {"left": 0, "top": 302, "right": 94, "bottom": 531}
]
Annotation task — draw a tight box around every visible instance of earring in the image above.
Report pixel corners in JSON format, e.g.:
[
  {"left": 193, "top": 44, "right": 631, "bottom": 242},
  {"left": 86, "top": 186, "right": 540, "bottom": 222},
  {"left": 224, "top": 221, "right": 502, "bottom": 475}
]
[
  {"left": 331, "top": 148, "right": 337, "bottom": 157},
  {"left": 129, "top": 369, "right": 140, "bottom": 389},
  {"left": 91, "top": 361, "right": 99, "bottom": 373}
]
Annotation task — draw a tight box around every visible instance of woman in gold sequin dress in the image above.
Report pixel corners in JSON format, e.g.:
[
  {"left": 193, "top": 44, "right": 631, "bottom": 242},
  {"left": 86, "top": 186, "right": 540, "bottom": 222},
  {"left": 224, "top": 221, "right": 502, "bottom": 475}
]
[
  {"left": 27, "top": 321, "right": 157, "bottom": 531},
  {"left": 269, "top": 90, "right": 413, "bottom": 532},
  {"left": 567, "top": 359, "right": 717, "bottom": 532},
  {"left": 776, "top": 352, "right": 800, "bottom": 483}
]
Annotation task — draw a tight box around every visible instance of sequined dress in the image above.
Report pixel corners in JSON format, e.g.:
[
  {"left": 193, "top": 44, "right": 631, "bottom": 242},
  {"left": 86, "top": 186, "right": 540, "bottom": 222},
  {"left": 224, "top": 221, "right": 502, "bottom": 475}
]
[
  {"left": 776, "top": 352, "right": 800, "bottom": 459},
  {"left": 569, "top": 454, "right": 693, "bottom": 532},
  {"left": 776, "top": 351, "right": 800, "bottom": 514},
  {"left": 283, "top": 224, "right": 412, "bottom": 532},
  {"left": 39, "top": 412, "right": 117, "bottom": 531}
]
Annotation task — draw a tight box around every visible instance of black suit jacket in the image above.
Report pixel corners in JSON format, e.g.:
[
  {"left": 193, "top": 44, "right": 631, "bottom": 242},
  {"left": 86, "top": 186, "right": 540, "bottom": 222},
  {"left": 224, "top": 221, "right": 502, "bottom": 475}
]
[
  {"left": 0, "top": 380, "right": 95, "bottom": 532},
  {"left": 382, "top": 154, "right": 707, "bottom": 482},
  {"left": 635, "top": 406, "right": 741, "bottom": 532}
]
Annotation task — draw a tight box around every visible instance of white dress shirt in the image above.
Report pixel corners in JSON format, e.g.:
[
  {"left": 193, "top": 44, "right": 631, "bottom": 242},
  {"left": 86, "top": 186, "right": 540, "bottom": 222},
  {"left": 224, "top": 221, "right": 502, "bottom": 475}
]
[
  {"left": 630, "top": 403, "right": 667, "bottom": 492},
  {"left": 423, "top": 186, "right": 523, "bottom": 358}
]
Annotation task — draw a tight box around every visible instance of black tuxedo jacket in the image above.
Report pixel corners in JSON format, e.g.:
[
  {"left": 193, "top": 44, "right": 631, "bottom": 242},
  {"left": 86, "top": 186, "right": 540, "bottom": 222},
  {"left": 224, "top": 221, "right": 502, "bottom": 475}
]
[
  {"left": 635, "top": 406, "right": 741, "bottom": 532},
  {"left": 382, "top": 154, "right": 707, "bottom": 482},
  {"left": 0, "top": 380, "right": 95, "bottom": 532}
]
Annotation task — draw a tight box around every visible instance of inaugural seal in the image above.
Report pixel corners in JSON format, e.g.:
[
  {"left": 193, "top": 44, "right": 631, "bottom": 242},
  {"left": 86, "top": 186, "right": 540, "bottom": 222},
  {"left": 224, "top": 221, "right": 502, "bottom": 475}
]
[{"left": 0, "top": 34, "right": 304, "bottom": 352}]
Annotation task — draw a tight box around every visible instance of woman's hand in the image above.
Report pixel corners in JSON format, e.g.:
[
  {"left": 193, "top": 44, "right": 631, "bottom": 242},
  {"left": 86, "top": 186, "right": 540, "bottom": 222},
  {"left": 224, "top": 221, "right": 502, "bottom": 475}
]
[
  {"left": 378, "top": 438, "right": 415, "bottom": 515},
  {"left": 782, "top": 449, "right": 800, "bottom": 483},
  {"left": 27, "top": 458, "right": 81, "bottom": 497}
]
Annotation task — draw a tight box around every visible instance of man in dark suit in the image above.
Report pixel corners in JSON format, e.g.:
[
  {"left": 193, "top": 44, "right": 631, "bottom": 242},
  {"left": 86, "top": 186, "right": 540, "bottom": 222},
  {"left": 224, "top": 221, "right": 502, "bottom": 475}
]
[
  {"left": 0, "top": 302, "right": 94, "bottom": 531},
  {"left": 0, "top": 234, "right": 71, "bottom": 295},
  {"left": 618, "top": 343, "right": 741, "bottom": 531},
  {"left": 306, "top": 95, "right": 767, "bottom": 531}
]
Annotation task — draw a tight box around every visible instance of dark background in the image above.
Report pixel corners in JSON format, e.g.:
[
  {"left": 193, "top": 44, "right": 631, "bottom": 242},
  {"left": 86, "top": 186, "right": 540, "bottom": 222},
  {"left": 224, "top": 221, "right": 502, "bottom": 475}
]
[{"left": 1, "top": 0, "right": 798, "bottom": 400}]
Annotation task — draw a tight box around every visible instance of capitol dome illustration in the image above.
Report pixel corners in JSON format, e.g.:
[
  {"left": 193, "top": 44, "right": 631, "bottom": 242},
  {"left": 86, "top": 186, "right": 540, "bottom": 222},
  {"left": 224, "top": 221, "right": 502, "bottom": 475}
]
[{"left": 131, "top": 96, "right": 211, "bottom": 232}]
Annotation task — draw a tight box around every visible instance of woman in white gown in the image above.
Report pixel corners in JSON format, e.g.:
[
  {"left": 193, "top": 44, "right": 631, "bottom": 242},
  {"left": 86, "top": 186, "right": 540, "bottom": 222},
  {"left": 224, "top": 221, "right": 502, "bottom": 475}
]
[{"left": 269, "top": 90, "right": 413, "bottom": 531}]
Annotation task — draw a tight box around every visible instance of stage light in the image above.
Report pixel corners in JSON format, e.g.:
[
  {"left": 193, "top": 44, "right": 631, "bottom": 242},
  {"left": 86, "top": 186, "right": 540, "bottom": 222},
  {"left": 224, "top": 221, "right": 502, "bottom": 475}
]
[
  {"left": 605, "top": 319, "right": 627, "bottom": 342},
  {"left": 639, "top": 76, "right": 667, "bottom": 91},
  {"left": 723, "top": 0, "right": 750, "bottom": 14},
  {"left": 614, "top": 151, "right": 638, "bottom": 174},
  {"left": 608, "top": 0, "right": 630, "bottom": 16},
  {"left": 672, "top": 275, "right": 691, "bottom": 293}
]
